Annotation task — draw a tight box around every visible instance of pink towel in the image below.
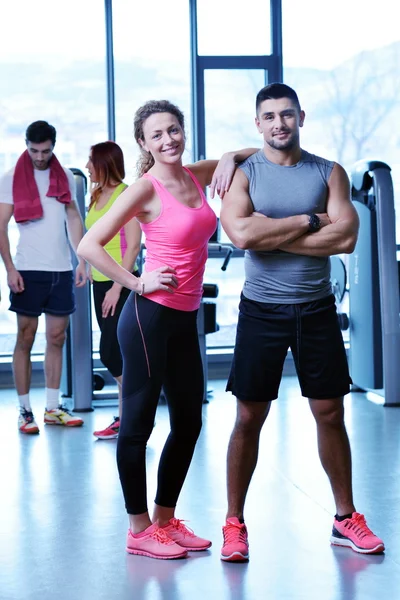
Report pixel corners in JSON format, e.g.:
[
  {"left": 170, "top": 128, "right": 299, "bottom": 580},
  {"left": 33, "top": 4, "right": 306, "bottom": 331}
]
[{"left": 12, "top": 150, "right": 71, "bottom": 223}]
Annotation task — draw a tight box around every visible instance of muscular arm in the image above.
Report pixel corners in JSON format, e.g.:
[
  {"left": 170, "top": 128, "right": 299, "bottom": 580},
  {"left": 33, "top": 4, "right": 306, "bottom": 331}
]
[
  {"left": 279, "top": 164, "right": 359, "bottom": 256},
  {"left": 220, "top": 169, "right": 310, "bottom": 251},
  {"left": 0, "top": 203, "right": 15, "bottom": 272}
]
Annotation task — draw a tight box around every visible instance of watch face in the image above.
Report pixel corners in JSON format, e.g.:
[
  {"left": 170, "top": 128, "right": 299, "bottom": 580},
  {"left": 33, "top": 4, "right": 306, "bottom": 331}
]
[{"left": 309, "top": 214, "right": 320, "bottom": 232}]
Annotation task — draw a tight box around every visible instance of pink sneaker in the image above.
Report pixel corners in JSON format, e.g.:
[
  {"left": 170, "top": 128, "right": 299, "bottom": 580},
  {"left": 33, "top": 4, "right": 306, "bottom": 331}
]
[
  {"left": 221, "top": 517, "right": 249, "bottom": 562},
  {"left": 161, "top": 518, "right": 211, "bottom": 551},
  {"left": 126, "top": 523, "right": 188, "bottom": 560},
  {"left": 93, "top": 416, "right": 119, "bottom": 439},
  {"left": 331, "top": 512, "right": 385, "bottom": 554}
]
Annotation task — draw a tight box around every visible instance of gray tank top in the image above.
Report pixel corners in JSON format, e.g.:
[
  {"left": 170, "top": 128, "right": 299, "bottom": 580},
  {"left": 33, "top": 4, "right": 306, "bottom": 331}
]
[{"left": 239, "top": 149, "right": 334, "bottom": 304}]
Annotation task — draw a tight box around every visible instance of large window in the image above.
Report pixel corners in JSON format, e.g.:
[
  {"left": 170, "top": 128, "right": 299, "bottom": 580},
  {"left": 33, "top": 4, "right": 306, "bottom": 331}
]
[
  {"left": 282, "top": 0, "right": 400, "bottom": 240},
  {"left": 196, "top": 0, "right": 271, "bottom": 56},
  {"left": 112, "top": 0, "right": 192, "bottom": 182},
  {"left": 202, "top": 69, "right": 266, "bottom": 347},
  {"left": 193, "top": 0, "right": 275, "bottom": 348},
  {"left": 0, "top": 1, "right": 107, "bottom": 355}
]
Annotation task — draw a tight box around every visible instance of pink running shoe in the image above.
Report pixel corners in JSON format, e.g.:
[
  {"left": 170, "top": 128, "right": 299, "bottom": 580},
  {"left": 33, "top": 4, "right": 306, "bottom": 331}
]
[
  {"left": 126, "top": 523, "right": 188, "bottom": 560},
  {"left": 162, "top": 518, "right": 212, "bottom": 551},
  {"left": 93, "top": 416, "right": 119, "bottom": 439},
  {"left": 221, "top": 517, "right": 249, "bottom": 562},
  {"left": 330, "top": 512, "right": 385, "bottom": 554}
]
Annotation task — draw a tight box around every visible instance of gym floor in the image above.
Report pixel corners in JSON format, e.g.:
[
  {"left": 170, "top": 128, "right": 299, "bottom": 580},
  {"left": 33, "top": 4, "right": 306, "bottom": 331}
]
[{"left": 0, "top": 378, "right": 399, "bottom": 600}]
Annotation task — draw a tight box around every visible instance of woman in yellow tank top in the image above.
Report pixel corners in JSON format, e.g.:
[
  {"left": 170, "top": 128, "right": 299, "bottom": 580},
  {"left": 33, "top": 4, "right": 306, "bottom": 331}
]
[{"left": 85, "top": 141, "right": 142, "bottom": 439}]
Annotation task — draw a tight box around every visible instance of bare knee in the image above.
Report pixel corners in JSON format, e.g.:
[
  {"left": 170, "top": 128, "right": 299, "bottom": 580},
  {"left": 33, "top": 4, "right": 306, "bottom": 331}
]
[
  {"left": 16, "top": 326, "right": 36, "bottom": 354},
  {"left": 235, "top": 400, "right": 270, "bottom": 435},
  {"left": 310, "top": 399, "right": 345, "bottom": 427},
  {"left": 46, "top": 329, "right": 66, "bottom": 349}
]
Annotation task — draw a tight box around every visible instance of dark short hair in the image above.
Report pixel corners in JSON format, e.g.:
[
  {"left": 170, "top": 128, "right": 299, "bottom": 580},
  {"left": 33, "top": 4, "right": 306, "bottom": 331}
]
[
  {"left": 256, "top": 83, "right": 301, "bottom": 114},
  {"left": 25, "top": 121, "right": 56, "bottom": 145}
]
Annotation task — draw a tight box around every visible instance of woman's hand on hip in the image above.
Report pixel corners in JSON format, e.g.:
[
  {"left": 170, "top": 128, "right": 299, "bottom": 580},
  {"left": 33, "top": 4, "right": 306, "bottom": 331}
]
[{"left": 140, "top": 266, "right": 178, "bottom": 295}]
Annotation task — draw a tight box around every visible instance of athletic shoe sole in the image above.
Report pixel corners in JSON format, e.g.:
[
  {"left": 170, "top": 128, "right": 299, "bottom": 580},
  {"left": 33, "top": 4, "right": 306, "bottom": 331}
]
[
  {"left": 93, "top": 432, "right": 118, "bottom": 439},
  {"left": 220, "top": 551, "right": 249, "bottom": 562},
  {"left": 126, "top": 547, "right": 188, "bottom": 560},
  {"left": 19, "top": 427, "right": 40, "bottom": 434},
  {"left": 330, "top": 535, "right": 384, "bottom": 554},
  {"left": 44, "top": 420, "right": 83, "bottom": 427},
  {"left": 180, "top": 542, "right": 212, "bottom": 551}
]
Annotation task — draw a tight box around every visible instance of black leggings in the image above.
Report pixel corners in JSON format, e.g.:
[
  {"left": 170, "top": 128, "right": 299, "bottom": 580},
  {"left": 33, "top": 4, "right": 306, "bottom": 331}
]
[
  {"left": 117, "top": 294, "right": 204, "bottom": 515},
  {"left": 92, "top": 274, "right": 138, "bottom": 377}
]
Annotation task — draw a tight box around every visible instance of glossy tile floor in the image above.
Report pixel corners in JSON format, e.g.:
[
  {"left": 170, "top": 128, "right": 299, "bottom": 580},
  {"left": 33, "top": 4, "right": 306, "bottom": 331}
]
[{"left": 1, "top": 378, "right": 399, "bottom": 600}]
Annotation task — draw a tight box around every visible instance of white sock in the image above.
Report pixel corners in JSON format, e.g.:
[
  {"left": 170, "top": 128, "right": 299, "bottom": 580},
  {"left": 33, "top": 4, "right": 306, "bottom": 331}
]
[
  {"left": 46, "top": 388, "right": 60, "bottom": 411},
  {"left": 18, "top": 394, "right": 31, "bottom": 412}
]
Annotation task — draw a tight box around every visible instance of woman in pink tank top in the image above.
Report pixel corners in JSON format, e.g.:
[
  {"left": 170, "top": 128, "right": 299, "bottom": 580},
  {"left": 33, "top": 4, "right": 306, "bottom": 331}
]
[{"left": 78, "top": 100, "right": 257, "bottom": 560}]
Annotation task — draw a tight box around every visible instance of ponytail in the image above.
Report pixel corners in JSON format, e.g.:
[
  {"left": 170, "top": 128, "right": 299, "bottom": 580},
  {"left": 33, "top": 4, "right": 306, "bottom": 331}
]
[{"left": 136, "top": 149, "right": 155, "bottom": 178}]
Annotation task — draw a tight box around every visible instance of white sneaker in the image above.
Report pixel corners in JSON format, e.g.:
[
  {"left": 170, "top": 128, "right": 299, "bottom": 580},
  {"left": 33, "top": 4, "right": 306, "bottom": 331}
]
[
  {"left": 18, "top": 409, "right": 39, "bottom": 434},
  {"left": 44, "top": 405, "right": 84, "bottom": 427}
]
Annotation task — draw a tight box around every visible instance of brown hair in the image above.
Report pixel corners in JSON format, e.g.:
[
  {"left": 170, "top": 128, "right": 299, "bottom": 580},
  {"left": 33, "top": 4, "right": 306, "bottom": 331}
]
[
  {"left": 88, "top": 141, "right": 125, "bottom": 210},
  {"left": 133, "top": 100, "right": 185, "bottom": 178}
]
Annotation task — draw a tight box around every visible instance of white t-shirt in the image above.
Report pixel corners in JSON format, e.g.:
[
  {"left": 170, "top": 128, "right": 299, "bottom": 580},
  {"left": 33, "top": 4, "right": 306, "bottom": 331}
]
[{"left": 0, "top": 166, "right": 77, "bottom": 271}]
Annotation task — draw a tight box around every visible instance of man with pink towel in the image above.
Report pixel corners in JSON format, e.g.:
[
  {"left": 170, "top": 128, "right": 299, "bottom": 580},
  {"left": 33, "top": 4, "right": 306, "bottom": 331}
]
[{"left": 0, "top": 121, "right": 87, "bottom": 433}]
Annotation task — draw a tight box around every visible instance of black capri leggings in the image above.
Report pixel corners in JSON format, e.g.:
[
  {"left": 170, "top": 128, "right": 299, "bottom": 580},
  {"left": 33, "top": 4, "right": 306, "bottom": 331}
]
[
  {"left": 116, "top": 293, "right": 204, "bottom": 515},
  {"left": 93, "top": 274, "right": 138, "bottom": 378}
]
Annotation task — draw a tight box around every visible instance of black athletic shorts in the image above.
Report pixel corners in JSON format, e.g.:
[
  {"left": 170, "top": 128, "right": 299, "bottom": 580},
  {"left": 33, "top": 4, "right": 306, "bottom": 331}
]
[
  {"left": 226, "top": 293, "right": 352, "bottom": 402},
  {"left": 9, "top": 270, "right": 75, "bottom": 317}
]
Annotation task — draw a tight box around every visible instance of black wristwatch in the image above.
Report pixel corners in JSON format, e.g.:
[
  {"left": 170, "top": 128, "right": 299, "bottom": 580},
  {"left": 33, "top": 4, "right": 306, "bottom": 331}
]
[{"left": 308, "top": 214, "right": 321, "bottom": 233}]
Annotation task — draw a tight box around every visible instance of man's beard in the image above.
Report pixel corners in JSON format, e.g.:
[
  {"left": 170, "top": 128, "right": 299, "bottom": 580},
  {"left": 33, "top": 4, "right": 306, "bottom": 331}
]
[
  {"left": 267, "top": 131, "right": 299, "bottom": 151},
  {"left": 34, "top": 158, "right": 51, "bottom": 170}
]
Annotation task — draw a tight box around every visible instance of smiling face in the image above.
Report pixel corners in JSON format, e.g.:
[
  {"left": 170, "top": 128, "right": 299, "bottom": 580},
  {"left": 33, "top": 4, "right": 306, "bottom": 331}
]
[
  {"left": 139, "top": 112, "right": 185, "bottom": 166},
  {"left": 255, "top": 97, "right": 305, "bottom": 153}
]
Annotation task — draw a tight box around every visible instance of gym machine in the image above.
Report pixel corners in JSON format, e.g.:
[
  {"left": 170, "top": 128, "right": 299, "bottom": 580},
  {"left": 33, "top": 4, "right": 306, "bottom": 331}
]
[
  {"left": 61, "top": 168, "right": 93, "bottom": 411},
  {"left": 348, "top": 160, "right": 400, "bottom": 406}
]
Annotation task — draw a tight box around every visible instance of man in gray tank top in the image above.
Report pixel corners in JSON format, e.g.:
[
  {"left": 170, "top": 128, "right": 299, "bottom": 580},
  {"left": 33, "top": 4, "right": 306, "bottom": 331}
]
[{"left": 219, "top": 83, "right": 384, "bottom": 561}]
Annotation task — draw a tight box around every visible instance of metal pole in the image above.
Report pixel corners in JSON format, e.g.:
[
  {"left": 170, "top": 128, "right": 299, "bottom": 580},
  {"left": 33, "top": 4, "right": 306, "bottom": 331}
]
[
  {"left": 69, "top": 169, "right": 94, "bottom": 412},
  {"left": 105, "top": 0, "right": 116, "bottom": 141},
  {"left": 189, "top": 0, "right": 201, "bottom": 161},
  {"left": 270, "top": 0, "right": 283, "bottom": 82}
]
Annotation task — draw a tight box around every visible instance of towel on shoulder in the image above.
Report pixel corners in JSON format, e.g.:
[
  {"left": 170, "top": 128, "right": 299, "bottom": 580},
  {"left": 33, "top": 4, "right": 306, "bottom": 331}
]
[{"left": 12, "top": 150, "right": 71, "bottom": 223}]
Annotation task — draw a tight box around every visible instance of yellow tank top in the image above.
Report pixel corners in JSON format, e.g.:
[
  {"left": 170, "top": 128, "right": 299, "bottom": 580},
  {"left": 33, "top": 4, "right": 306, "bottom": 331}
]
[{"left": 85, "top": 183, "right": 129, "bottom": 282}]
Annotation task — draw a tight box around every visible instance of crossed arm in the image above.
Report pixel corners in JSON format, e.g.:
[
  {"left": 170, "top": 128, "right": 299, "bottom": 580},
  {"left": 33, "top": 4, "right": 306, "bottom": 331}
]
[
  {"left": 220, "top": 163, "right": 359, "bottom": 256},
  {"left": 280, "top": 164, "right": 359, "bottom": 256}
]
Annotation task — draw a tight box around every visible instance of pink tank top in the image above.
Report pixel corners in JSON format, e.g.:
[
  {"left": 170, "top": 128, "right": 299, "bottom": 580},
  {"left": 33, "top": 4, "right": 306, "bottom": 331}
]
[{"left": 141, "top": 167, "right": 217, "bottom": 311}]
